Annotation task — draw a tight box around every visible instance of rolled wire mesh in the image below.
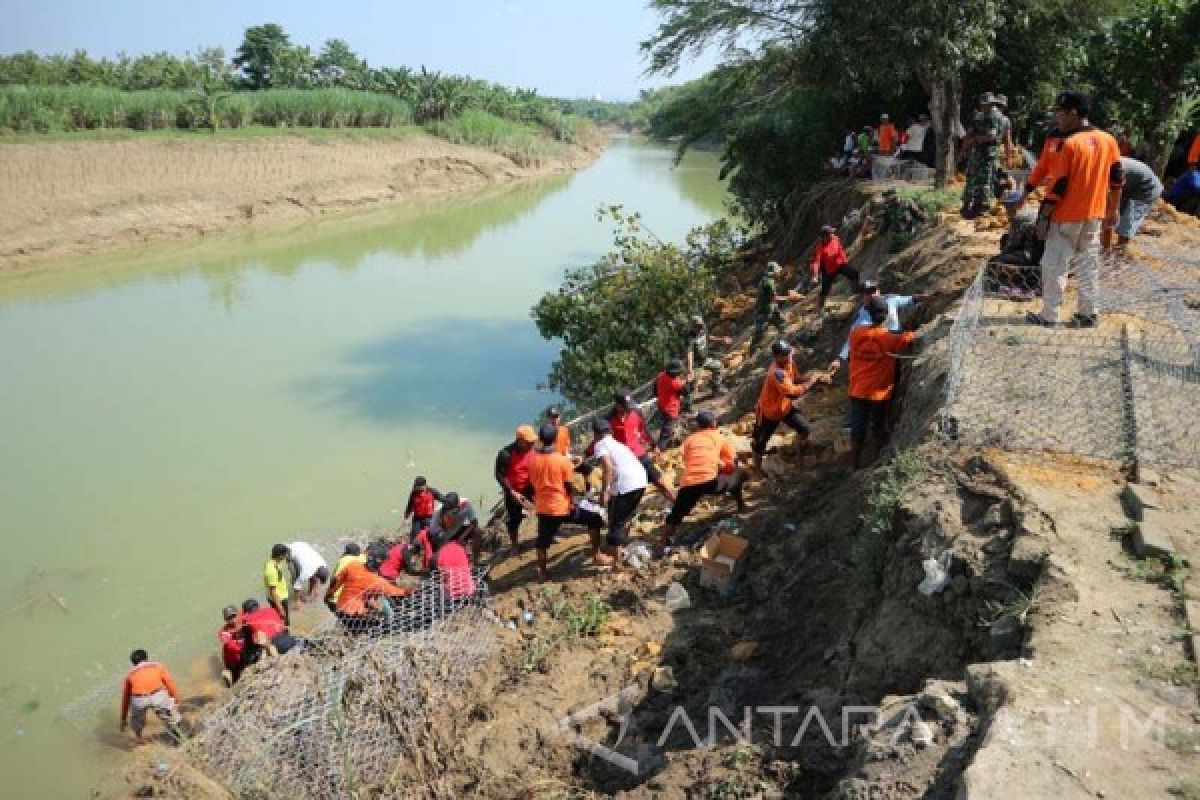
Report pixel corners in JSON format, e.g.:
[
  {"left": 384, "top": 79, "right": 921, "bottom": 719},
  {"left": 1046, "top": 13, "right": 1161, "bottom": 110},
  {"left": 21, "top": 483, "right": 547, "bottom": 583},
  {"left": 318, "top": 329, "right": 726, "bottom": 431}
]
[
  {"left": 940, "top": 237, "right": 1200, "bottom": 470},
  {"left": 186, "top": 568, "right": 494, "bottom": 800}
]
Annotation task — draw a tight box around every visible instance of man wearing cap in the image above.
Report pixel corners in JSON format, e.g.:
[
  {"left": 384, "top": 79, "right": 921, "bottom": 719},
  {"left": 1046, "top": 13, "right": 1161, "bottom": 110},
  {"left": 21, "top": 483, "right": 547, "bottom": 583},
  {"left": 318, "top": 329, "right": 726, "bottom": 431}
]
[
  {"left": 752, "top": 339, "right": 826, "bottom": 471},
  {"left": 661, "top": 411, "right": 745, "bottom": 554},
  {"left": 683, "top": 314, "right": 731, "bottom": 409},
  {"left": 590, "top": 418, "right": 648, "bottom": 569},
  {"left": 606, "top": 391, "right": 677, "bottom": 501},
  {"left": 529, "top": 423, "right": 608, "bottom": 580},
  {"left": 263, "top": 544, "right": 292, "bottom": 626},
  {"left": 1022, "top": 91, "right": 1123, "bottom": 328},
  {"left": 960, "top": 93, "right": 1006, "bottom": 219},
  {"left": 877, "top": 114, "right": 898, "bottom": 156},
  {"left": 655, "top": 359, "right": 687, "bottom": 449},
  {"left": 428, "top": 492, "right": 480, "bottom": 561},
  {"left": 217, "top": 606, "right": 245, "bottom": 687},
  {"left": 752, "top": 261, "right": 789, "bottom": 345},
  {"left": 495, "top": 425, "right": 538, "bottom": 551},
  {"left": 829, "top": 282, "right": 926, "bottom": 374},
  {"left": 848, "top": 297, "right": 916, "bottom": 469},
  {"left": 809, "top": 225, "right": 858, "bottom": 314}
]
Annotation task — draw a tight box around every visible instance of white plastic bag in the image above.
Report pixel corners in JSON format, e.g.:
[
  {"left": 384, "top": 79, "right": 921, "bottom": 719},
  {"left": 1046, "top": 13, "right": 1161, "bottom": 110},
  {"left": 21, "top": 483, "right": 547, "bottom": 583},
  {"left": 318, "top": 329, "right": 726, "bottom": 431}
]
[
  {"left": 664, "top": 582, "right": 691, "bottom": 612},
  {"left": 917, "top": 551, "right": 951, "bottom": 596}
]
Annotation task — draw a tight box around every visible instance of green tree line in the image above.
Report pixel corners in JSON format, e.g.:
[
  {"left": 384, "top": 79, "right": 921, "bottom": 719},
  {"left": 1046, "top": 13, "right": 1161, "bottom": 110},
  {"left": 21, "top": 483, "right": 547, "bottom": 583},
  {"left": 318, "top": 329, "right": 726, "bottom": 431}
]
[{"left": 0, "top": 22, "right": 601, "bottom": 142}]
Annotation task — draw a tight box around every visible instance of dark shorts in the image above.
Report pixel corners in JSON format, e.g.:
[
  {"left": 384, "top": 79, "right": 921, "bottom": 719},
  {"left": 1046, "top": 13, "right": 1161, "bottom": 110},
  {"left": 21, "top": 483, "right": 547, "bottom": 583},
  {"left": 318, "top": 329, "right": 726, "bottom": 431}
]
[
  {"left": 606, "top": 488, "right": 645, "bottom": 546},
  {"left": 639, "top": 454, "right": 662, "bottom": 484},
  {"left": 658, "top": 412, "right": 680, "bottom": 449},
  {"left": 503, "top": 486, "right": 534, "bottom": 535},
  {"left": 665, "top": 472, "right": 743, "bottom": 525},
  {"left": 751, "top": 408, "right": 811, "bottom": 453},
  {"left": 271, "top": 632, "right": 299, "bottom": 655},
  {"left": 819, "top": 265, "right": 861, "bottom": 298},
  {"left": 850, "top": 396, "right": 890, "bottom": 442},
  {"left": 410, "top": 515, "right": 432, "bottom": 535},
  {"left": 536, "top": 506, "right": 605, "bottom": 550}
]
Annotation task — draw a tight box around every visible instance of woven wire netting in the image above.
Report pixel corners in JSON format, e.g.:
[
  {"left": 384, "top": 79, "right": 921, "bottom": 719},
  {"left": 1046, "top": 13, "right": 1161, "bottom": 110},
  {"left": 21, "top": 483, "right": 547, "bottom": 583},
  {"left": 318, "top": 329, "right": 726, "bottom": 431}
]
[
  {"left": 941, "top": 235, "right": 1200, "bottom": 470},
  {"left": 186, "top": 568, "right": 495, "bottom": 800}
]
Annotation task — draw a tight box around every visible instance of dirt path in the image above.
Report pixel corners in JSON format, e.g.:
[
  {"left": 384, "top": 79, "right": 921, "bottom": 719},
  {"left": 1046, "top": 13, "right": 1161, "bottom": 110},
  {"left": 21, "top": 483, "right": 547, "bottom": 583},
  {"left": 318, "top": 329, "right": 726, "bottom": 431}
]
[{"left": 0, "top": 133, "right": 599, "bottom": 270}]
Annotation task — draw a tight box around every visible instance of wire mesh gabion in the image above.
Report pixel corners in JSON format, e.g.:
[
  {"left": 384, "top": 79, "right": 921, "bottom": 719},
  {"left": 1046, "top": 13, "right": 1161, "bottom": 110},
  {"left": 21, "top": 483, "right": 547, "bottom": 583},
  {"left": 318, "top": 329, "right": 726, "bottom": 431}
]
[
  {"left": 186, "top": 569, "right": 495, "bottom": 800},
  {"left": 940, "top": 234, "right": 1200, "bottom": 471}
]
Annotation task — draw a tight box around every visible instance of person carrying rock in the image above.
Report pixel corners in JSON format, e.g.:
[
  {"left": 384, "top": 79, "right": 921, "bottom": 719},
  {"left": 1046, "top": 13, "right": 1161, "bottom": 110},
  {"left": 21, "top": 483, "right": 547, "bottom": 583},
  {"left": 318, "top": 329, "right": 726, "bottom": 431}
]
[
  {"left": 683, "top": 314, "right": 731, "bottom": 409},
  {"left": 529, "top": 423, "right": 609, "bottom": 581},
  {"left": 590, "top": 418, "right": 648, "bottom": 570},
  {"left": 495, "top": 425, "right": 538, "bottom": 551},
  {"left": 809, "top": 226, "right": 858, "bottom": 314},
  {"left": 655, "top": 359, "right": 687, "bottom": 449},
  {"left": 848, "top": 296, "right": 916, "bottom": 469},
  {"left": 828, "top": 281, "right": 927, "bottom": 374},
  {"left": 752, "top": 339, "right": 825, "bottom": 472},
  {"left": 119, "top": 649, "right": 183, "bottom": 742},
  {"left": 751, "top": 261, "right": 789, "bottom": 345},
  {"left": 660, "top": 411, "right": 745, "bottom": 555},
  {"left": 606, "top": 390, "right": 676, "bottom": 501}
]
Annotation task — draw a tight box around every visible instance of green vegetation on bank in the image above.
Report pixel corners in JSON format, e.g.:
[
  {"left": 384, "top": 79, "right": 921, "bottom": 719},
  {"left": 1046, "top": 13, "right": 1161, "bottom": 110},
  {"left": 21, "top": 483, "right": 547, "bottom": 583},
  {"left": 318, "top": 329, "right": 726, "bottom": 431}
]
[{"left": 0, "top": 22, "right": 601, "bottom": 154}]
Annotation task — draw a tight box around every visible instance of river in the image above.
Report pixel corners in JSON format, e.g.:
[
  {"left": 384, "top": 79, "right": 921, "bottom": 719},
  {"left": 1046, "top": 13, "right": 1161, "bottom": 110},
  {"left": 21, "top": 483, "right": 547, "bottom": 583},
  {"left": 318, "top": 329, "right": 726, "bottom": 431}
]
[{"left": 0, "top": 136, "right": 726, "bottom": 796}]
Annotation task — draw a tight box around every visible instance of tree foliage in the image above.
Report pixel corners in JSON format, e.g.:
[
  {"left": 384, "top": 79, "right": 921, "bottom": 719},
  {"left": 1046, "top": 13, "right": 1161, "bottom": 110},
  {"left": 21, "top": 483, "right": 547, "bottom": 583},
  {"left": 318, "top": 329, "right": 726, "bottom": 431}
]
[
  {"left": 532, "top": 206, "right": 750, "bottom": 408},
  {"left": 232, "top": 23, "right": 293, "bottom": 89}
]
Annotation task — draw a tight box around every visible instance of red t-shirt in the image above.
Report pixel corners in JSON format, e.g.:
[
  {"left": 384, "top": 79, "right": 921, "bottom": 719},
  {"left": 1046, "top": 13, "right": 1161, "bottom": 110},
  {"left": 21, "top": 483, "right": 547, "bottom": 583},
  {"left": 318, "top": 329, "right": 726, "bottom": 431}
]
[
  {"left": 504, "top": 447, "right": 534, "bottom": 492},
  {"left": 810, "top": 235, "right": 848, "bottom": 276},
  {"left": 436, "top": 540, "right": 476, "bottom": 599},
  {"left": 655, "top": 372, "right": 685, "bottom": 418},
  {"left": 242, "top": 607, "right": 286, "bottom": 641},
  {"left": 379, "top": 543, "right": 404, "bottom": 580},
  {"left": 608, "top": 408, "right": 650, "bottom": 458},
  {"left": 410, "top": 488, "right": 436, "bottom": 518},
  {"left": 218, "top": 624, "right": 244, "bottom": 669},
  {"left": 415, "top": 529, "right": 434, "bottom": 570}
]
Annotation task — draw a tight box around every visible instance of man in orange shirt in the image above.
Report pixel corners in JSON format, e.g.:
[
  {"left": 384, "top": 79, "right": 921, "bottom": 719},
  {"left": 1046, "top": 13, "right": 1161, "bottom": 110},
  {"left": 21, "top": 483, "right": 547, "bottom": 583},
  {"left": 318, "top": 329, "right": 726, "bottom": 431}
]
[
  {"left": 877, "top": 114, "right": 897, "bottom": 155},
  {"left": 660, "top": 411, "right": 745, "bottom": 553},
  {"left": 546, "top": 407, "right": 572, "bottom": 457},
  {"left": 119, "top": 649, "right": 183, "bottom": 742},
  {"left": 529, "top": 423, "right": 607, "bottom": 581},
  {"left": 1024, "top": 91, "right": 1124, "bottom": 328},
  {"left": 655, "top": 359, "right": 686, "bottom": 448},
  {"left": 848, "top": 297, "right": 916, "bottom": 469},
  {"left": 751, "top": 339, "right": 825, "bottom": 471},
  {"left": 324, "top": 558, "right": 412, "bottom": 634}
]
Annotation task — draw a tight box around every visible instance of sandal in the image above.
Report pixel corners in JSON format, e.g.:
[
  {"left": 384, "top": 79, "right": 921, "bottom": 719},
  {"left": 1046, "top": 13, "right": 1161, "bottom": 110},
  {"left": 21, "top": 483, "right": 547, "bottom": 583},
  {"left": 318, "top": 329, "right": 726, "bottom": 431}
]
[{"left": 1025, "top": 312, "right": 1057, "bottom": 327}]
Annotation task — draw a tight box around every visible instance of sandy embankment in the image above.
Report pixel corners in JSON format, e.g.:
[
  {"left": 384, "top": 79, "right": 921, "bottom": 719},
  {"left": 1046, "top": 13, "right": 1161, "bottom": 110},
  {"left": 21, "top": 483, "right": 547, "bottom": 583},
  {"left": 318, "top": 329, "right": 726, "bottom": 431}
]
[{"left": 0, "top": 133, "right": 599, "bottom": 270}]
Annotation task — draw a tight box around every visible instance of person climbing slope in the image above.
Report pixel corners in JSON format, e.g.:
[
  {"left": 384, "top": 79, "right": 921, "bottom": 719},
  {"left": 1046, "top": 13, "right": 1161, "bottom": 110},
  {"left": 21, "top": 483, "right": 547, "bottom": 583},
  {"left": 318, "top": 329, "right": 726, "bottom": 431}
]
[
  {"left": 119, "top": 649, "right": 183, "bottom": 743},
  {"left": 752, "top": 339, "right": 826, "bottom": 471},
  {"left": 660, "top": 411, "right": 745, "bottom": 555}
]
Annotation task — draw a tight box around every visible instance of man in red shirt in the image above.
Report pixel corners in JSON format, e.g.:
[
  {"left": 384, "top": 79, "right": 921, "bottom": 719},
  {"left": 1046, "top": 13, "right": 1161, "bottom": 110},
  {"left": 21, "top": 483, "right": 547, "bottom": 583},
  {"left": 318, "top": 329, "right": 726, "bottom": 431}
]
[
  {"left": 529, "top": 424, "right": 608, "bottom": 581},
  {"left": 403, "top": 476, "right": 442, "bottom": 536},
  {"left": 240, "top": 597, "right": 301, "bottom": 662},
  {"left": 217, "top": 606, "right": 245, "bottom": 687},
  {"left": 433, "top": 529, "right": 478, "bottom": 602},
  {"left": 655, "top": 359, "right": 687, "bottom": 449},
  {"left": 810, "top": 225, "right": 860, "bottom": 314},
  {"left": 607, "top": 391, "right": 676, "bottom": 501},
  {"left": 1022, "top": 91, "right": 1124, "bottom": 328},
  {"left": 877, "top": 114, "right": 898, "bottom": 155},
  {"left": 848, "top": 297, "right": 916, "bottom": 469},
  {"left": 494, "top": 424, "right": 538, "bottom": 550}
]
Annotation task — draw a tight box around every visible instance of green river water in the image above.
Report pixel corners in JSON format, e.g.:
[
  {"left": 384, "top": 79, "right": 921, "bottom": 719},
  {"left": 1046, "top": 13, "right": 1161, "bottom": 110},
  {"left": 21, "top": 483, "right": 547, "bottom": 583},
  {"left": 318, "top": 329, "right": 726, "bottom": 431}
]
[{"left": 0, "top": 137, "right": 726, "bottom": 796}]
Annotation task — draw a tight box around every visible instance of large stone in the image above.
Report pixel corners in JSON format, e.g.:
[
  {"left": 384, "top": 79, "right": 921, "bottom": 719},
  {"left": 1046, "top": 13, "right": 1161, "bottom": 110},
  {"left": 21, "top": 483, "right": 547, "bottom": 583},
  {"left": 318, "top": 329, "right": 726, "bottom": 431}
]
[
  {"left": 1132, "top": 509, "right": 1198, "bottom": 558},
  {"left": 917, "top": 684, "right": 961, "bottom": 719},
  {"left": 651, "top": 666, "right": 679, "bottom": 693}
]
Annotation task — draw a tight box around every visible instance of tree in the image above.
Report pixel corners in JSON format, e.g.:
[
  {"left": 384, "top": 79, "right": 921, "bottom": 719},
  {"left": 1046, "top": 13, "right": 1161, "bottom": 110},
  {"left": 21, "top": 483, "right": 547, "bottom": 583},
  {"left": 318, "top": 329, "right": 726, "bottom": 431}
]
[
  {"left": 1081, "top": 0, "right": 1200, "bottom": 175},
  {"left": 233, "top": 23, "right": 291, "bottom": 88},
  {"left": 315, "top": 38, "right": 367, "bottom": 88}
]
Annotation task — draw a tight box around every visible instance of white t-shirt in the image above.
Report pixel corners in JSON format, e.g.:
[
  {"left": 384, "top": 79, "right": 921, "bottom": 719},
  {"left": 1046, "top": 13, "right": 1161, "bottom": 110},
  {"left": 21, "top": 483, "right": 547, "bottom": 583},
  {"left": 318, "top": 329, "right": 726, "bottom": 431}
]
[
  {"left": 903, "top": 124, "right": 926, "bottom": 152},
  {"left": 593, "top": 435, "right": 648, "bottom": 496},
  {"left": 288, "top": 541, "right": 327, "bottom": 588}
]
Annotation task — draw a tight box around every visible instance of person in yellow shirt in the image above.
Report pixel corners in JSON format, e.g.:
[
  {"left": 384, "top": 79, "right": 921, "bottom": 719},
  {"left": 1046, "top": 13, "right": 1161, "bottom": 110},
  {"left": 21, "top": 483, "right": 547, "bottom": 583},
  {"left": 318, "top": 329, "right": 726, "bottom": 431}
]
[
  {"left": 659, "top": 411, "right": 745, "bottom": 554},
  {"left": 264, "top": 544, "right": 292, "bottom": 625}
]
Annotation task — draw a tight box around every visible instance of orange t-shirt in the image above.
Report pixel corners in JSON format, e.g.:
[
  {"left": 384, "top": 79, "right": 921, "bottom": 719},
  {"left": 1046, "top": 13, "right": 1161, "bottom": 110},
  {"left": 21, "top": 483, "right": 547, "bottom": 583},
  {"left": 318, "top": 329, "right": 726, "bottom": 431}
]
[
  {"left": 1188, "top": 133, "right": 1200, "bottom": 167},
  {"left": 1026, "top": 133, "right": 1064, "bottom": 190},
  {"left": 529, "top": 449, "right": 574, "bottom": 516},
  {"left": 878, "top": 123, "right": 897, "bottom": 154},
  {"left": 756, "top": 360, "right": 801, "bottom": 421},
  {"left": 848, "top": 326, "right": 915, "bottom": 401},
  {"left": 554, "top": 424, "right": 571, "bottom": 456},
  {"left": 679, "top": 428, "right": 735, "bottom": 487},
  {"left": 1045, "top": 128, "right": 1123, "bottom": 223},
  {"left": 330, "top": 560, "right": 409, "bottom": 615},
  {"left": 120, "top": 661, "right": 179, "bottom": 719}
]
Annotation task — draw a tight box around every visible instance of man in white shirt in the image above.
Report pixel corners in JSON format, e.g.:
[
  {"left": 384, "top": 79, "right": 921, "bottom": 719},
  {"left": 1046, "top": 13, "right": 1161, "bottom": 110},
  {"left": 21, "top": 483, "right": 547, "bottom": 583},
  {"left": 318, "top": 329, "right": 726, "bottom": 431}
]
[
  {"left": 287, "top": 541, "right": 330, "bottom": 606},
  {"left": 590, "top": 418, "right": 649, "bottom": 569},
  {"left": 900, "top": 117, "right": 927, "bottom": 161}
]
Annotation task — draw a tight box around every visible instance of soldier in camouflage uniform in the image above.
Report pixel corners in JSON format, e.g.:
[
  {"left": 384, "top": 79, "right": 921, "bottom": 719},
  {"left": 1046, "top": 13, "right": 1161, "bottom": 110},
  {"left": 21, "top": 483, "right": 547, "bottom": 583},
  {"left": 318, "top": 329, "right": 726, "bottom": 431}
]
[
  {"left": 874, "top": 189, "right": 929, "bottom": 249},
  {"left": 682, "top": 314, "right": 732, "bottom": 410},
  {"left": 960, "top": 93, "right": 1006, "bottom": 219},
  {"left": 751, "top": 261, "right": 787, "bottom": 346}
]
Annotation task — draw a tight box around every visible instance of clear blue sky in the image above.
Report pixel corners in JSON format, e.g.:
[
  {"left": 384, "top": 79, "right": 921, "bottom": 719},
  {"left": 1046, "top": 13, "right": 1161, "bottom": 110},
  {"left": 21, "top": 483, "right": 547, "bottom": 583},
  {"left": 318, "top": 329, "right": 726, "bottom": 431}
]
[{"left": 1, "top": 0, "right": 716, "bottom": 100}]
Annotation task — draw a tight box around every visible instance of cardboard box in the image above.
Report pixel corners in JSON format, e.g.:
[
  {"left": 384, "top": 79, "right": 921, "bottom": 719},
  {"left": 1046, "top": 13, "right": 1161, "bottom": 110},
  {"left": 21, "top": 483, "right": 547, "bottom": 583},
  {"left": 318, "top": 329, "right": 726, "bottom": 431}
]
[{"left": 699, "top": 532, "right": 749, "bottom": 596}]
